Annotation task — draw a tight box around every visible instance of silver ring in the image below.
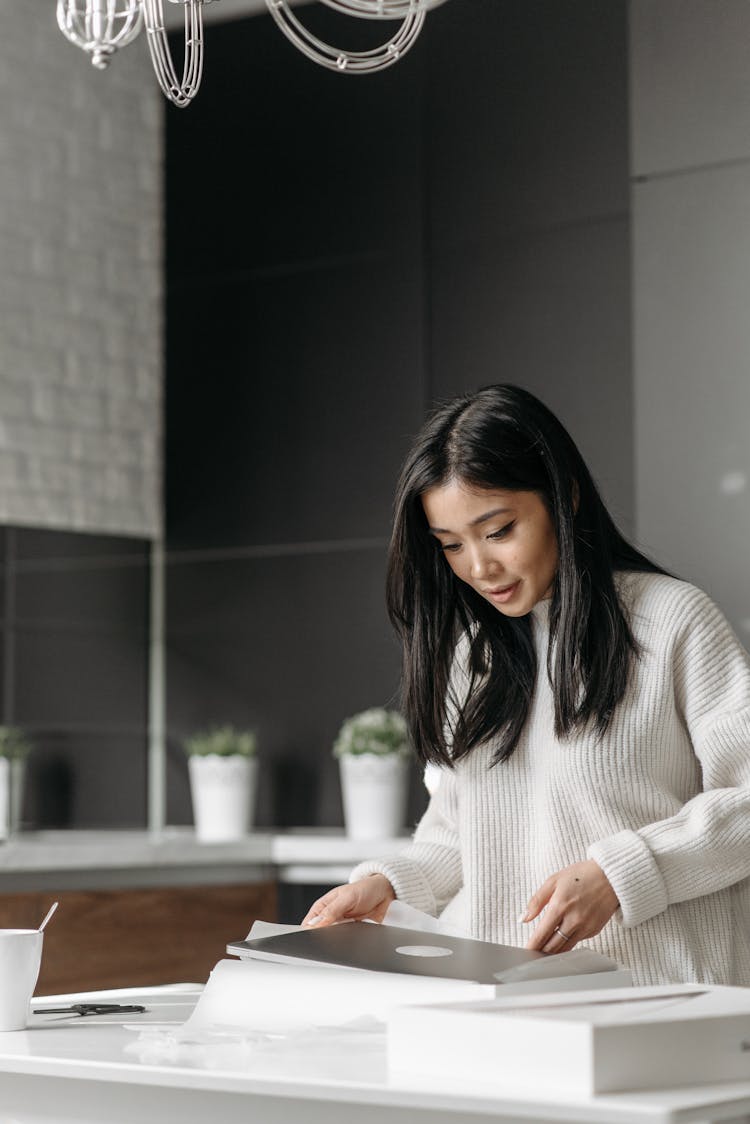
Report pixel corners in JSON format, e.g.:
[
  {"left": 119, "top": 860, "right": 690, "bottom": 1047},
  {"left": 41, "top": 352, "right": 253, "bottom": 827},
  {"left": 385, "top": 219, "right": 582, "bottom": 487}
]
[{"left": 554, "top": 926, "right": 572, "bottom": 943}]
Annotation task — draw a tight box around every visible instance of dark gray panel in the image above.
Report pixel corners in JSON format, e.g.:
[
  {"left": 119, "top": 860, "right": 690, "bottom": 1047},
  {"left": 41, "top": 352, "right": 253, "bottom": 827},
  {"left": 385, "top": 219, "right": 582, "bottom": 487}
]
[
  {"left": 167, "top": 8, "right": 425, "bottom": 283},
  {"left": 13, "top": 627, "right": 147, "bottom": 728},
  {"left": 165, "top": 546, "right": 429, "bottom": 829},
  {"left": 426, "top": 0, "right": 629, "bottom": 246},
  {"left": 1, "top": 530, "right": 149, "bottom": 830},
  {"left": 429, "top": 217, "right": 634, "bottom": 533},
  {"left": 166, "top": 256, "right": 426, "bottom": 549},
  {"left": 14, "top": 555, "right": 149, "bottom": 626},
  {"left": 22, "top": 731, "right": 147, "bottom": 829},
  {"left": 13, "top": 529, "right": 147, "bottom": 561}
]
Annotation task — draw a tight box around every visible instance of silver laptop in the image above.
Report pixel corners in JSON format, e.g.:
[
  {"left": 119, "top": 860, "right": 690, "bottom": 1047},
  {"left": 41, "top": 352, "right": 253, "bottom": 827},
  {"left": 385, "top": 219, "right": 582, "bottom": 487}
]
[{"left": 227, "top": 921, "right": 557, "bottom": 984}]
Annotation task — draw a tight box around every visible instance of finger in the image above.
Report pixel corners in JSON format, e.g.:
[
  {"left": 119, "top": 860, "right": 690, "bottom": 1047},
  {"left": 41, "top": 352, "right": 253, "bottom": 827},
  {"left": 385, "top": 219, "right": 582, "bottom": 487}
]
[
  {"left": 301, "top": 910, "right": 330, "bottom": 927},
  {"left": 301, "top": 885, "right": 339, "bottom": 921},
  {"left": 525, "top": 908, "right": 569, "bottom": 952},
  {"left": 540, "top": 924, "right": 577, "bottom": 954},
  {"left": 300, "top": 892, "right": 335, "bottom": 925},
  {"left": 313, "top": 884, "right": 379, "bottom": 926},
  {"left": 300, "top": 887, "right": 346, "bottom": 926},
  {"left": 520, "top": 876, "right": 556, "bottom": 924},
  {"left": 301, "top": 907, "right": 328, "bottom": 926}
]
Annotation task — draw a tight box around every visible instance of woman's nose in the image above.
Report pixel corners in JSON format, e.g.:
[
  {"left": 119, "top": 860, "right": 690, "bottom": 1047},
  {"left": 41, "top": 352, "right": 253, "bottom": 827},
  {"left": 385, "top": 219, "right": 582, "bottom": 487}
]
[{"left": 469, "top": 545, "right": 495, "bottom": 580}]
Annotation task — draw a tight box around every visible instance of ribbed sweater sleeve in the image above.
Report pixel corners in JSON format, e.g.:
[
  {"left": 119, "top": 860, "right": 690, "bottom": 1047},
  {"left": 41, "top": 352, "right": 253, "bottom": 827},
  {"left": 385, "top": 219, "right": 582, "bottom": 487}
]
[
  {"left": 588, "top": 585, "right": 750, "bottom": 928},
  {"left": 349, "top": 765, "right": 463, "bottom": 916}
]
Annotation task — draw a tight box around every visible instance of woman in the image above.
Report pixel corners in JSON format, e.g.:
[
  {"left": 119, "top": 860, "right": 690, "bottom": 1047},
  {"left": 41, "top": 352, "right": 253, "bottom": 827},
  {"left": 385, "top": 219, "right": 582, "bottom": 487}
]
[{"left": 302, "top": 384, "right": 750, "bottom": 986}]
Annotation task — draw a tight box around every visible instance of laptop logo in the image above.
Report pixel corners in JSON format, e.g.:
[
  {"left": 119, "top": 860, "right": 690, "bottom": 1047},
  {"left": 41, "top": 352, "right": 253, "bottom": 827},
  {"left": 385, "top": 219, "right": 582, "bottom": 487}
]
[{"left": 395, "top": 945, "right": 454, "bottom": 958}]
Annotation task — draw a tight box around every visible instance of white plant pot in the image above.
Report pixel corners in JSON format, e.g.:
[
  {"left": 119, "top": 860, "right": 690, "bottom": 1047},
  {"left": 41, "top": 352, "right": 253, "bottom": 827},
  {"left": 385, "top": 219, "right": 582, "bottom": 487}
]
[
  {"left": 0, "top": 759, "right": 8, "bottom": 842},
  {"left": 188, "top": 755, "right": 257, "bottom": 843},
  {"left": 339, "top": 753, "right": 408, "bottom": 840},
  {"left": 9, "top": 759, "right": 25, "bottom": 835},
  {"left": 0, "top": 759, "right": 24, "bottom": 842}
]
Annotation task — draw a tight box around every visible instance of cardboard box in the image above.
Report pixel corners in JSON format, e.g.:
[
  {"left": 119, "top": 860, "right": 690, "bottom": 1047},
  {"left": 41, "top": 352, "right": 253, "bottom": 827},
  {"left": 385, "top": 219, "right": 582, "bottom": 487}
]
[{"left": 387, "top": 984, "right": 750, "bottom": 1094}]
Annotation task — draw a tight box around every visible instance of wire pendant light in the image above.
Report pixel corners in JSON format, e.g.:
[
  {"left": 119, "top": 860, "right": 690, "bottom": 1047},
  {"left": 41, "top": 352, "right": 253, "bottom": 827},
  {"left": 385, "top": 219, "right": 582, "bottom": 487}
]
[
  {"left": 56, "top": 0, "right": 143, "bottom": 71},
  {"left": 142, "top": 0, "right": 204, "bottom": 107},
  {"left": 57, "top": 0, "right": 449, "bottom": 105},
  {"left": 266, "top": 0, "right": 425, "bottom": 74},
  {"left": 318, "top": 0, "right": 447, "bottom": 15}
]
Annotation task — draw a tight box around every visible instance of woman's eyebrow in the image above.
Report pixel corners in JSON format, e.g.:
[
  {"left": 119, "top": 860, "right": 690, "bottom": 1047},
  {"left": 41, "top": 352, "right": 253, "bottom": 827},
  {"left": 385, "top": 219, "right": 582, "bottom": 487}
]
[
  {"left": 429, "top": 506, "right": 513, "bottom": 533},
  {"left": 471, "top": 506, "right": 513, "bottom": 526}
]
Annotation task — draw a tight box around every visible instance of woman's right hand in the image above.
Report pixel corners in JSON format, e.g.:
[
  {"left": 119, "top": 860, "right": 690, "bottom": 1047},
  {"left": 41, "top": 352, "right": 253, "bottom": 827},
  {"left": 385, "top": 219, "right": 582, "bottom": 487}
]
[{"left": 300, "top": 874, "right": 396, "bottom": 928}]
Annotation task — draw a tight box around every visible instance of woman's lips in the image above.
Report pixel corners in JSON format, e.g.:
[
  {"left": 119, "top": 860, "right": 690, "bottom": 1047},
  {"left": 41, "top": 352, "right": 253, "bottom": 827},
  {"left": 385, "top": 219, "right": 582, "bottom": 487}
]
[{"left": 483, "top": 581, "right": 520, "bottom": 604}]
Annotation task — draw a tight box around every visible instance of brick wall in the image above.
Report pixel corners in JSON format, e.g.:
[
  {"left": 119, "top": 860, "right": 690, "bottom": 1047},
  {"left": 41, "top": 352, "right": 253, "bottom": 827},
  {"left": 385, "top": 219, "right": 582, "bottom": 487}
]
[{"left": 0, "top": 5, "right": 163, "bottom": 538}]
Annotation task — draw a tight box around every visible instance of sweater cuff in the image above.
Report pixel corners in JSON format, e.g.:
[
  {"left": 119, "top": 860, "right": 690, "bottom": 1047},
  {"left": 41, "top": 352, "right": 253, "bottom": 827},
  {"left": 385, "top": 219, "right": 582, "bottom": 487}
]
[
  {"left": 587, "top": 829, "right": 668, "bottom": 928},
  {"left": 349, "top": 858, "right": 439, "bottom": 917}
]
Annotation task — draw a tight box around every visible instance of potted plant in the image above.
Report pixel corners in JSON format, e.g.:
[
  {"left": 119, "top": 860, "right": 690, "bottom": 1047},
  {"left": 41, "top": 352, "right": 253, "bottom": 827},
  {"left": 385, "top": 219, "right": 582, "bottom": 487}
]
[
  {"left": 0, "top": 727, "right": 32, "bottom": 840},
  {"left": 333, "top": 708, "right": 411, "bottom": 840},
  {"left": 183, "top": 725, "right": 258, "bottom": 843}
]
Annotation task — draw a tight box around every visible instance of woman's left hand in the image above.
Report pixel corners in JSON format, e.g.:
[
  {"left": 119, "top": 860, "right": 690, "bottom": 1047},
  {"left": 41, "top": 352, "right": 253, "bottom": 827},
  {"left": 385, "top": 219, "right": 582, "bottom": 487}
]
[{"left": 520, "top": 859, "right": 619, "bottom": 953}]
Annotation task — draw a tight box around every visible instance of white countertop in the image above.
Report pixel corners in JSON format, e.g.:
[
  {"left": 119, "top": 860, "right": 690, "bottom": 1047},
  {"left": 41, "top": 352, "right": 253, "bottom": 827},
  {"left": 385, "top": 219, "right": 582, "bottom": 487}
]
[
  {"left": 1, "top": 981, "right": 749, "bottom": 1124},
  {"left": 0, "top": 829, "right": 410, "bottom": 891}
]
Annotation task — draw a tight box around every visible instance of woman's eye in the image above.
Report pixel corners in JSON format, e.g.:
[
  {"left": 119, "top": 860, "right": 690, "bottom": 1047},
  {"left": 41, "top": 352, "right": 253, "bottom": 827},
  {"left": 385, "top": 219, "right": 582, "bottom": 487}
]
[
  {"left": 488, "top": 522, "right": 515, "bottom": 541},
  {"left": 440, "top": 542, "right": 461, "bottom": 553}
]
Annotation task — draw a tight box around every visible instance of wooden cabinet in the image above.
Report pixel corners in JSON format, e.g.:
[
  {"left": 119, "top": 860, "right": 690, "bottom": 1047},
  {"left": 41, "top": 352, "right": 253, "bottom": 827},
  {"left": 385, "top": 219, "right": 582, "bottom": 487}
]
[{"left": 0, "top": 882, "right": 277, "bottom": 995}]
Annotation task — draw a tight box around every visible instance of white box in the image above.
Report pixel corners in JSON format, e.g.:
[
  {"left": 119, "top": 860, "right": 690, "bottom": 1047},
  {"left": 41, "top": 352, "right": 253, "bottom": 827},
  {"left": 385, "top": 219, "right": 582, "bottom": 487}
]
[{"left": 387, "top": 984, "right": 750, "bottom": 1094}]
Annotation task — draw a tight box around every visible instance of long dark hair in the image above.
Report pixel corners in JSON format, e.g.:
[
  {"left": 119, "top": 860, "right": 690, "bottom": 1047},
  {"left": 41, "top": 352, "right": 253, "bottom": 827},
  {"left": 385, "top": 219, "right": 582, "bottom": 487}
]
[{"left": 386, "top": 384, "right": 669, "bottom": 766}]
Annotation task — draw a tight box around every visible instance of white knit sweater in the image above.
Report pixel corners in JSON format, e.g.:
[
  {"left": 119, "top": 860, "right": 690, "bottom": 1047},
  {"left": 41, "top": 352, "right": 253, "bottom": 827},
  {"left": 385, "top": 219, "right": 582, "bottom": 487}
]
[{"left": 351, "top": 572, "right": 750, "bottom": 987}]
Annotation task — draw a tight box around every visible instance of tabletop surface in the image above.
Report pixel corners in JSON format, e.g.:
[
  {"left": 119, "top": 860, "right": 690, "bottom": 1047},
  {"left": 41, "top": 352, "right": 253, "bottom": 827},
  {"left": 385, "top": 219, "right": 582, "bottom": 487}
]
[{"left": 1, "top": 982, "right": 749, "bottom": 1124}]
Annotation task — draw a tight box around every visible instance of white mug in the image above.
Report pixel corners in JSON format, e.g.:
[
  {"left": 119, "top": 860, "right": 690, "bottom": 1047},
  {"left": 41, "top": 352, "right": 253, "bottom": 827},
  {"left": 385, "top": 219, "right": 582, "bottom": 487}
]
[{"left": 0, "top": 930, "right": 42, "bottom": 1031}]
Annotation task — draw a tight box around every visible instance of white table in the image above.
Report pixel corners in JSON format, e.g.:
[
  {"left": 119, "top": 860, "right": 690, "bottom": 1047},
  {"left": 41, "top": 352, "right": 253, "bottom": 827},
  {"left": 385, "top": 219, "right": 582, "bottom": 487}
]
[{"left": 2, "top": 983, "right": 750, "bottom": 1124}]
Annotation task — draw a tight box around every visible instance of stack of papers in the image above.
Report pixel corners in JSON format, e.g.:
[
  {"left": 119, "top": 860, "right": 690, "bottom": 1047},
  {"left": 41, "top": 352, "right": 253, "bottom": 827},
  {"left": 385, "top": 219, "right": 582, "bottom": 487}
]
[{"left": 188, "top": 957, "right": 500, "bottom": 1034}]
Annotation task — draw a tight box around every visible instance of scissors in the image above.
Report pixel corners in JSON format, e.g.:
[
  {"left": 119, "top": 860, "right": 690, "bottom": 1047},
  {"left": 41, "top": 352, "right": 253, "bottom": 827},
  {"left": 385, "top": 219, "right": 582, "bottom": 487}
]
[{"left": 34, "top": 1003, "right": 146, "bottom": 1016}]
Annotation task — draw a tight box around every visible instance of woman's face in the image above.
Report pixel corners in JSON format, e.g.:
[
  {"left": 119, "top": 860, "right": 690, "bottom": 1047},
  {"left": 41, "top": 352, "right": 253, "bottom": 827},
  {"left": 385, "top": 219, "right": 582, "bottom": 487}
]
[{"left": 421, "top": 480, "right": 559, "bottom": 617}]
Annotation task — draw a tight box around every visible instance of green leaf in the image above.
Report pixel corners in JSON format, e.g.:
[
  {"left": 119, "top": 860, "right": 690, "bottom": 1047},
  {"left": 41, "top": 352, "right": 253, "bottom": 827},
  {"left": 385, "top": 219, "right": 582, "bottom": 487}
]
[
  {"left": 332, "top": 708, "right": 410, "bottom": 758},
  {"left": 183, "top": 725, "right": 257, "bottom": 758}
]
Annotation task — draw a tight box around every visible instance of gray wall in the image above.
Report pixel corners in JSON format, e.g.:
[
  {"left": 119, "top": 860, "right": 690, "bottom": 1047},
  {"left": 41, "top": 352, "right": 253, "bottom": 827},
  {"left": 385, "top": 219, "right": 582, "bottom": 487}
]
[
  {"left": 0, "top": 4, "right": 163, "bottom": 539},
  {"left": 0, "top": 6, "right": 162, "bottom": 829},
  {"left": 165, "top": 0, "right": 633, "bottom": 831},
  {"left": 631, "top": 0, "right": 750, "bottom": 637},
  {"left": 426, "top": 0, "right": 633, "bottom": 534}
]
